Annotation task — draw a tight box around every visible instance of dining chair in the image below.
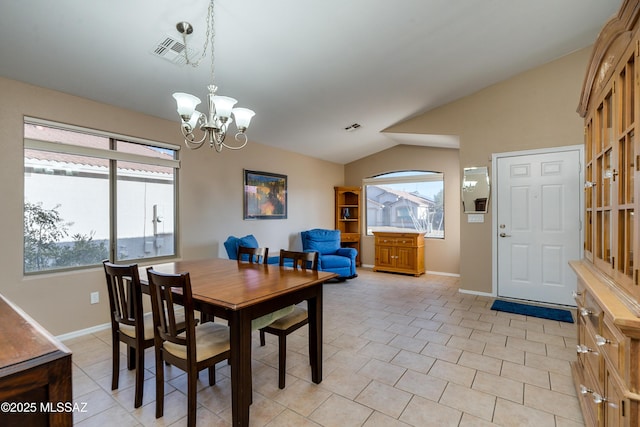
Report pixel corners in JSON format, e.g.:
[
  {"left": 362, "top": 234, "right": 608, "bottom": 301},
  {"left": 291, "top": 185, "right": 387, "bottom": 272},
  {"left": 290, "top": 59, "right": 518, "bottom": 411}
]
[
  {"left": 236, "top": 246, "right": 293, "bottom": 330},
  {"left": 237, "top": 245, "right": 269, "bottom": 264},
  {"left": 259, "top": 250, "right": 319, "bottom": 389},
  {"left": 146, "top": 267, "right": 230, "bottom": 427},
  {"left": 102, "top": 261, "right": 154, "bottom": 408}
]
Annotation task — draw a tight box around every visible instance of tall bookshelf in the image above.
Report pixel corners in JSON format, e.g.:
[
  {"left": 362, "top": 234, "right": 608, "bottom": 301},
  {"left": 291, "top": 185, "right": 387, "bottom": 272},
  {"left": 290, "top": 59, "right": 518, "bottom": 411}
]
[{"left": 335, "top": 186, "right": 361, "bottom": 266}]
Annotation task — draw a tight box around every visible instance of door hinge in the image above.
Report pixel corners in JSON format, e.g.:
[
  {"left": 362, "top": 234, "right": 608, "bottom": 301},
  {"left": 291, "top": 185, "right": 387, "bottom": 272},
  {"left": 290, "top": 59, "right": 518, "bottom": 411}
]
[
  {"left": 635, "top": 269, "right": 639, "bottom": 285},
  {"left": 611, "top": 256, "right": 615, "bottom": 269}
]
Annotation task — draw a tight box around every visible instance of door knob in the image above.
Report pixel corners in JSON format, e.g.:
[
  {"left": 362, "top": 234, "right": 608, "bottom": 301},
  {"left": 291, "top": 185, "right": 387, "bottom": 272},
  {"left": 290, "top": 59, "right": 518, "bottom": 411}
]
[{"left": 499, "top": 233, "right": 511, "bottom": 237}]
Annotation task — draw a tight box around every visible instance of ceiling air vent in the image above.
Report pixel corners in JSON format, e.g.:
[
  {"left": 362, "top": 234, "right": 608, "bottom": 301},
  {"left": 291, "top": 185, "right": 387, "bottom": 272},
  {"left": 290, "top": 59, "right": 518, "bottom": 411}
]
[
  {"left": 150, "top": 35, "right": 199, "bottom": 66},
  {"left": 344, "top": 123, "right": 361, "bottom": 132}
]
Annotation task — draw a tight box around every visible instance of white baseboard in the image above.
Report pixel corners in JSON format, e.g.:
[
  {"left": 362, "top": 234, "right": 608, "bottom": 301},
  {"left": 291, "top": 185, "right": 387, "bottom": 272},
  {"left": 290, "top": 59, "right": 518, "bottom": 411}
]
[
  {"left": 426, "top": 270, "right": 460, "bottom": 277},
  {"left": 458, "top": 288, "right": 495, "bottom": 297},
  {"left": 56, "top": 322, "right": 110, "bottom": 341},
  {"left": 360, "top": 264, "right": 460, "bottom": 277}
]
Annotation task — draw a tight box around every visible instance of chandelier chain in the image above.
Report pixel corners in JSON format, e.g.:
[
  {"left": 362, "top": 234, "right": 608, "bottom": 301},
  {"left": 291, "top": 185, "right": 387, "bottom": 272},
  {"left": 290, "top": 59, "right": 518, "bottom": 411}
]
[
  {"left": 208, "top": 0, "right": 215, "bottom": 84},
  {"left": 172, "top": 0, "right": 254, "bottom": 152},
  {"left": 182, "top": 0, "right": 215, "bottom": 72}
]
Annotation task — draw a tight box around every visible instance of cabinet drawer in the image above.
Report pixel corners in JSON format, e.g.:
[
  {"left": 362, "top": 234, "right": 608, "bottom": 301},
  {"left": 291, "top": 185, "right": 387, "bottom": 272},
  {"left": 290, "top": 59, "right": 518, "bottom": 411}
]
[
  {"left": 579, "top": 291, "right": 602, "bottom": 331},
  {"left": 580, "top": 324, "right": 602, "bottom": 384},
  {"left": 375, "top": 237, "right": 397, "bottom": 246},
  {"left": 394, "top": 236, "right": 417, "bottom": 246},
  {"left": 574, "top": 281, "right": 586, "bottom": 307},
  {"left": 572, "top": 361, "right": 600, "bottom": 427},
  {"left": 341, "top": 234, "right": 360, "bottom": 242},
  {"left": 600, "top": 318, "right": 624, "bottom": 373}
]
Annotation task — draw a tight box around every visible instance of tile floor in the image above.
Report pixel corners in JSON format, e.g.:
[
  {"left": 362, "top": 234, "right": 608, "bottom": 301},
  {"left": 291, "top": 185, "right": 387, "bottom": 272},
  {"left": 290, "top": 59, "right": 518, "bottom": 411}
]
[{"left": 63, "top": 269, "right": 584, "bottom": 426}]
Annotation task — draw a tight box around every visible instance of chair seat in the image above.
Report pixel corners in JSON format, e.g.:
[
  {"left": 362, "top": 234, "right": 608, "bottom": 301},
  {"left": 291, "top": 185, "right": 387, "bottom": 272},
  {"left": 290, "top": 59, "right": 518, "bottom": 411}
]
[
  {"left": 320, "top": 254, "right": 352, "bottom": 269},
  {"left": 120, "top": 306, "right": 185, "bottom": 341},
  {"left": 164, "top": 322, "right": 230, "bottom": 362},
  {"left": 252, "top": 305, "right": 295, "bottom": 330},
  {"left": 266, "top": 306, "right": 308, "bottom": 330}
]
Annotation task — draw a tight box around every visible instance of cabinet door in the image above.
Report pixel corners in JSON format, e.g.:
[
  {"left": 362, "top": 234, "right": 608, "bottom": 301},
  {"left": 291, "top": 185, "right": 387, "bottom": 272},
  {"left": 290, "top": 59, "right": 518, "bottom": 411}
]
[
  {"left": 396, "top": 247, "right": 416, "bottom": 271},
  {"left": 376, "top": 246, "right": 395, "bottom": 268},
  {"left": 604, "top": 367, "right": 625, "bottom": 426}
]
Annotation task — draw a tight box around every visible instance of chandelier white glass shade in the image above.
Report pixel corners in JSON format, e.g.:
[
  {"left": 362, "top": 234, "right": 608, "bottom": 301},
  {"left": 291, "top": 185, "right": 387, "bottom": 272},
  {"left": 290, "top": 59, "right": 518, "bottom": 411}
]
[{"left": 172, "top": 0, "right": 255, "bottom": 152}]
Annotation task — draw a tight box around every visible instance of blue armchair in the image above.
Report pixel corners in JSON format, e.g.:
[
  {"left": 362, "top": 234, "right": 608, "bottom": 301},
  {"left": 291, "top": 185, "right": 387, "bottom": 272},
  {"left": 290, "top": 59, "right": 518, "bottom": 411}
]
[
  {"left": 300, "top": 229, "right": 357, "bottom": 279},
  {"left": 223, "top": 235, "right": 280, "bottom": 264}
]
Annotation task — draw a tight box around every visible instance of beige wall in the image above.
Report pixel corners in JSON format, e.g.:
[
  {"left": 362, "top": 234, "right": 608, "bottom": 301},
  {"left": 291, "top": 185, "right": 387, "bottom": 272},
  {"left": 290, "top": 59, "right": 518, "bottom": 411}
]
[
  {"left": 344, "top": 145, "right": 460, "bottom": 275},
  {"left": 0, "top": 45, "right": 592, "bottom": 333},
  {"left": 0, "top": 77, "right": 343, "bottom": 335},
  {"left": 383, "top": 47, "right": 590, "bottom": 294}
]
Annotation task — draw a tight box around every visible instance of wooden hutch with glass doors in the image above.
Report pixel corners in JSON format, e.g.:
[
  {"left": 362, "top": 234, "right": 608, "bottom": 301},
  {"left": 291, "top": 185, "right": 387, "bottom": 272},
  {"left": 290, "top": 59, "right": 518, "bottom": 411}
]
[{"left": 572, "top": 1, "right": 640, "bottom": 425}]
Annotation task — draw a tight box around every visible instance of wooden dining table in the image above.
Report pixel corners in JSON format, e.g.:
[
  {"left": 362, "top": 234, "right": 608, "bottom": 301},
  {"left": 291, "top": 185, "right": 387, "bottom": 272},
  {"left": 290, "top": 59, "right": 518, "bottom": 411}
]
[{"left": 139, "top": 257, "right": 337, "bottom": 427}]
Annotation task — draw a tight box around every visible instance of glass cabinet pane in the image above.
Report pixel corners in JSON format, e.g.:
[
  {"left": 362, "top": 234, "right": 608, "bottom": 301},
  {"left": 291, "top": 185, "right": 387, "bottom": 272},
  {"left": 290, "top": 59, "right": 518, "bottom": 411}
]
[
  {"left": 606, "top": 93, "right": 613, "bottom": 145},
  {"left": 620, "top": 55, "right": 635, "bottom": 130},
  {"left": 586, "top": 120, "right": 593, "bottom": 163},
  {"left": 604, "top": 210, "right": 611, "bottom": 264},
  {"left": 618, "top": 132, "right": 635, "bottom": 205},
  {"left": 603, "top": 149, "right": 613, "bottom": 207},
  {"left": 597, "top": 103, "right": 604, "bottom": 153},
  {"left": 585, "top": 210, "right": 592, "bottom": 254},
  {"left": 618, "top": 209, "right": 634, "bottom": 277}
]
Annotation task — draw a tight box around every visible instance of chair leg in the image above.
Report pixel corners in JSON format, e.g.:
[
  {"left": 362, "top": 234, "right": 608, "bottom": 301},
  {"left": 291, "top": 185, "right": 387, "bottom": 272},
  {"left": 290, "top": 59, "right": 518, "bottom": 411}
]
[
  {"left": 155, "top": 349, "right": 164, "bottom": 419},
  {"left": 278, "top": 333, "right": 286, "bottom": 389},
  {"left": 127, "top": 344, "right": 135, "bottom": 370},
  {"left": 187, "top": 369, "right": 198, "bottom": 427},
  {"left": 111, "top": 332, "right": 120, "bottom": 390},
  {"left": 134, "top": 343, "right": 144, "bottom": 408},
  {"left": 259, "top": 329, "right": 266, "bottom": 346},
  {"left": 208, "top": 365, "right": 216, "bottom": 386}
]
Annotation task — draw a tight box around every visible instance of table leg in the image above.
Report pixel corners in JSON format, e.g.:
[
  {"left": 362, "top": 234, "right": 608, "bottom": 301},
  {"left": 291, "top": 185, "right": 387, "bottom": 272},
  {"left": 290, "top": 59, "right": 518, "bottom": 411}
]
[
  {"left": 229, "top": 310, "right": 252, "bottom": 427},
  {"left": 307, "top": 285, "right": 323, "bottom": 384}
]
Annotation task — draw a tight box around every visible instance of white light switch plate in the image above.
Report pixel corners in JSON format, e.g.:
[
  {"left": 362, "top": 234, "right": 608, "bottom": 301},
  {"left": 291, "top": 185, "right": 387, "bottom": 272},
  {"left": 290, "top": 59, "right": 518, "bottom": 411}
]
[{"left": 467, "top": 214, "right": 485, "bottom": 223}]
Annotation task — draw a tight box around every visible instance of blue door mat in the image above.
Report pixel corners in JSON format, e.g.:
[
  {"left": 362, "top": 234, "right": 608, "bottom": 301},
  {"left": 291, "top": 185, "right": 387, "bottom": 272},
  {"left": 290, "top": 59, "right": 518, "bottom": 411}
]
[{"left": 490, "top": 300, "right": 574, "bottom": 323}]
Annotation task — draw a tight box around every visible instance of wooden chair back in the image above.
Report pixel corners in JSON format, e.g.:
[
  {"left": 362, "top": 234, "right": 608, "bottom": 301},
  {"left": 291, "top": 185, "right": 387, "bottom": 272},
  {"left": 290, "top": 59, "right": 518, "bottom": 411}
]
[
  {"left": 103, "top": 261, "right": 143, "bottom": 331},
  {"left": 279, "top": 250, "right": 319, "bottom": 271},
  {"left": 237, "top": 246, "right": 269, "bottom": 264},
  {"left": 146, "top": 268, "right": 197, "bottom": 361},
  {"left": 146, "top": 267, "right": 230, "bottom": 425}
]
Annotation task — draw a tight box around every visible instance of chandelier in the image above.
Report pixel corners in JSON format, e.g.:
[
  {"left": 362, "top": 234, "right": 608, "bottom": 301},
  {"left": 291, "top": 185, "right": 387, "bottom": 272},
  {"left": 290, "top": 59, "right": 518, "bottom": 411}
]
[{"left": 172, "top": 0, "right": 255, "bottom": 152}]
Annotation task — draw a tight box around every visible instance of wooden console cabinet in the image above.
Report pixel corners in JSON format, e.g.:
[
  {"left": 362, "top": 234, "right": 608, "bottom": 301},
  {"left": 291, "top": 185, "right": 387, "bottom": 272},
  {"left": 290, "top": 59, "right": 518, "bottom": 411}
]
[
  {"left": 572, "top": 1, "right": 640, "bottom": 425},
  {"left": 0, "top": 294, "right": 73, "bottom": 426},
  {"left": 335, "top": 186, "right": 361, "bottom": 266},
  {"left": 373, "top": 232, "right": 425, "bottom": 276}
]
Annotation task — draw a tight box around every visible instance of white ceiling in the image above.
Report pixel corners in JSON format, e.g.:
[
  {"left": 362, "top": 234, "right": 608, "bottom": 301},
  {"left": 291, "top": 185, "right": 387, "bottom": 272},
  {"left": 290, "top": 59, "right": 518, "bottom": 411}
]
[{"left": 0, "top": 0, "right": 619, "bottom": 164}]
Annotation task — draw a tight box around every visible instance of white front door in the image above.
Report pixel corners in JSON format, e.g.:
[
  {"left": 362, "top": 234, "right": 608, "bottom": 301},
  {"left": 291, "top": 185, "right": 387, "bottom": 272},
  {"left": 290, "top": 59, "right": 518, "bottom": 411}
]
[{"left": 496, "top": 148, "right": 581, "bottom": 306}]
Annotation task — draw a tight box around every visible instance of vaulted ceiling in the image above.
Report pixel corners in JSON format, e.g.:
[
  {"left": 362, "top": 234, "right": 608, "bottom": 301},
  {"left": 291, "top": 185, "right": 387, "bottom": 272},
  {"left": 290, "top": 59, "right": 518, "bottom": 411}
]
[{"left": 0, "top": 0, "right": 619, "bottom": 163}]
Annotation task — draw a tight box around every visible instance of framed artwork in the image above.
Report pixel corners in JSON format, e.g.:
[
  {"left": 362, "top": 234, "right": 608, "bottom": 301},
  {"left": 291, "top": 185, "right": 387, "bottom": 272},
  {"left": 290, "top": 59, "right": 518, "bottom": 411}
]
[{"left": 243, "top": 169, "right": 288, "bottom": 220}]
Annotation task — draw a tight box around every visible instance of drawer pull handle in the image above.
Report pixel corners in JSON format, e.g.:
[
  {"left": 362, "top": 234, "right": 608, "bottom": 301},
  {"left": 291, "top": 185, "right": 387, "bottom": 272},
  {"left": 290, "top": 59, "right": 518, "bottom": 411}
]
[
  {"left": 580, "top": 384, "right": 593, "bottom": 395},
  {"left": 576, "top": 344, "right": 598, "bottom": 355},
  {"left": 572, "top": 291, "right": 583, "bottom": 298},
  {"left": 595, "top": 334, "right": 610, "bottom": 346},
  {"left": 580, "top": 388, "right": 618, "bottom": 407},
  {"left": 592, "top": 393, "right": 618, "bottom": 408},
  {"left": 580, "top": 308, "right": 592, "bottom": 317}
]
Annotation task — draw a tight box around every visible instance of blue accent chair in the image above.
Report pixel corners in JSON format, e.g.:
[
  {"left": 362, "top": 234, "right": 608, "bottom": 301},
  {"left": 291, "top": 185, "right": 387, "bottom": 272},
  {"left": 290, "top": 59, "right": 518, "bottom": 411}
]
[
  {"left": 300, "top": 229, "right": 357, "bottom": 279},
  {"left": 223, "top": 235, "right": 280, "bottom": 264}
]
